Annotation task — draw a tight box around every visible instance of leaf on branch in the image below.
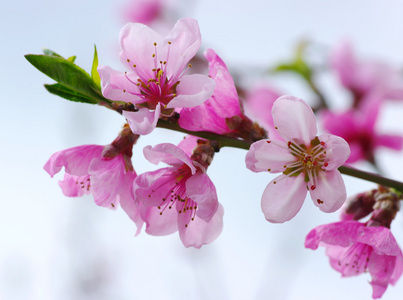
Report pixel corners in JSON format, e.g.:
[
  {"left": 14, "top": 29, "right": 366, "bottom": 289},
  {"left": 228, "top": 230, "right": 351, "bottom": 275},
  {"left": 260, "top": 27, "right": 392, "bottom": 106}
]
[
  {"left": 25, "top": 53, "right": 109, "bottom": 105},
  {"left": 91, "top": 45, "right": 101, "bottom": 89}
]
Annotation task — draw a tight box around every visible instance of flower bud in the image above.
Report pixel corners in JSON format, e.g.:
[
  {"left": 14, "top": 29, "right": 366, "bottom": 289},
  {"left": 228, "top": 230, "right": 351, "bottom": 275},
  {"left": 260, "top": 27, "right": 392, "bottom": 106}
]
[{"left": 340, "top": 189, "right": 377, "bottom": 221}]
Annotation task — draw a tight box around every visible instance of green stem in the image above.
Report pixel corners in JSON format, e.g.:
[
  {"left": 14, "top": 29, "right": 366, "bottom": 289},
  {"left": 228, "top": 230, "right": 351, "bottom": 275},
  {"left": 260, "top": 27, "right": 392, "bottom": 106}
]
[
  {"left": 338, "top": 166, "right": 403, "bottom": 192},
  {"left": 156, "top": 119, "right": 403, "bottom": 192}
]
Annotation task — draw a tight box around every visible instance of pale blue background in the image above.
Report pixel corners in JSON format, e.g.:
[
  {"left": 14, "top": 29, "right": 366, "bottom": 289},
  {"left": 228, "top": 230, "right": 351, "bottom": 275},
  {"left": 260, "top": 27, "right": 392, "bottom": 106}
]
[{"left": 1, "top": 0, "right": 403, "bottom": 299}]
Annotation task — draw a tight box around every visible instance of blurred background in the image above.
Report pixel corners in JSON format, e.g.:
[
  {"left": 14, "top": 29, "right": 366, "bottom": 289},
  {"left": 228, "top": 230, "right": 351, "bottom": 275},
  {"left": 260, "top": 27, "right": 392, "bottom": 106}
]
[{"left": 2, "top": 0, "right": 403, "bottom": 299}]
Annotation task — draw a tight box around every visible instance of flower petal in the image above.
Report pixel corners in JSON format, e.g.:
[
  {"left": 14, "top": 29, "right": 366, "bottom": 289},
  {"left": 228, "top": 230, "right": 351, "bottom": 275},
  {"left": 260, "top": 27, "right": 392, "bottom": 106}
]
[
  {"left": 304, "top": 221, "right": 363, "bottom": 250},
  {"left": 164, "top": 18, "right": 201, "bottom": 79},
  {"left": 98, "top": 65, "right": 141, "bottom": 103},
  {"left": 357, "top": 226, "right": 403, "bottom": 257},
  {"left": 133, "top": 168, "right": 176, "bottom": 207},
  {"left": 89, "top": 157, "right": 126, "bottom": 207},
  {"left": 245, "top": 139, "right": 295, "bottom": 173},
  {"left": 143, "top": 143, "right": 196, "bottom": 172},
  {"left": 272, "top": 95, "right": 317, "bottom": 144},
  {"left": 309, "top": 170, "right": 347, "bottom": 213},
  {"left": 178, "top": 203, "right": 224, "bottom": 248},
  {"left": 368, "top": 252, "right": 396, "bottom": 299},
  {"left": 186, "top": 172, "right": 218, "bottom": 222},
  {"left": 318, "top": 134, "right": 350, "bottom": 170},
  {"left": 261, "top": 174, "right": 307, "bottom": 223},
  {"left": 123, "top": 106, "right": 160, "bottom": 135},
  {"left": 119, "top": 22, "right": 164, "bottom": 76},
  {"left": 43, "top": 145, "right": 103, "bottom": 177},
  {"left": 140, "top": 203, "right": 178, "bottom": 236},
  {"left": 166, "top": 74, "right": 215, "bottom": 109}
]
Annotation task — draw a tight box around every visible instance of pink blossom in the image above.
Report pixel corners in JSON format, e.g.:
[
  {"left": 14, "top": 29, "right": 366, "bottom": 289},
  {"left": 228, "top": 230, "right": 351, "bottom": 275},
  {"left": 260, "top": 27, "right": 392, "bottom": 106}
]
[
  {"left": 178, "top": 48, "right": 242, "bottom": 134},
  {"left": 43, "top": 139, "right": 142, "bottom": 234},
  {"left": 321, "top": 94, "right": 403, "bottom": 163},
  {"left": 245, "top": 96, "right": 350, "bottom": 223},
  {"left": 98, "top": 18, "right": 215, "bottom": 135},
  {"left": 133, "top": 137, "right": 223, "bottom": 248},
  {"left": 305, "top": 221, "right": 403, "bottom": 299},
  {"left": 123, "top": 0, "right": 164, "bottom": 25},
  {"left": 331, "top": 40, "right": 403, "bottom": 104}
]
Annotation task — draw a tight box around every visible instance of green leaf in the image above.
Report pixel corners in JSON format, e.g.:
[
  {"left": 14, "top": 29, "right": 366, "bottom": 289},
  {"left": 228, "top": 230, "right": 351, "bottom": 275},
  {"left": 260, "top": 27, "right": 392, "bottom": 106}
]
[
  {"left": 44, "top": 83, "right": 98, "bottom": 104},
  {"left": 42, "top": 48, "right": 64, "bottom": 57},
  {"left": 91, "top": 45, "right": 101, "bottom": 89},
  {"left": 25, "top": 54, "right": 108, "bottom": 105},
  {"left": 67, "top": 55, "right": 77, "bottom": 63}
]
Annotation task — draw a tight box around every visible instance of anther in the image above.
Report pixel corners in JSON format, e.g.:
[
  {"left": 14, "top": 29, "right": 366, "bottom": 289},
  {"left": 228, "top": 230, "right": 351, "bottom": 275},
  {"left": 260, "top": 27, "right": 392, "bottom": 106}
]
[
  {"left": 127, "top": 59, "right": 130, "bottom": 62},
  {"left": 267, "top": 140, "right": 271, "bottom": 144},
  {"left": 310, "top": 185, "right": 316, "bottom": 190},
  {"left": 111, "top": 203, "right": 115, "bottom": 208},
  {"left": 168, "top": 41, "right": 171, "bottom": 44},
  {"left": 133, "top": 64, "right": 136, "bottom": 67},
  {"left": 273, "top": 181, "right": 277, "bottom": 184},
  {"left": 123, "top": 89, "right": 126, "bottom": 92},
  {"left": 188, "top": 64, "right": 192, "bottom": 67},
  {"left": 320, "top": 141, "right": 325, "bottom": 146},
  {"left": 317, "top": 199, "right": 323, "bottom": 204},
  {"left": 323, "top": 162, "right": 328, "bottom": 167},
  {"left": 268, "top": 168, "right": 271, "bottom": 171},
  {"left": 154, "top": 42, "right": 157, "bottom": 46}
]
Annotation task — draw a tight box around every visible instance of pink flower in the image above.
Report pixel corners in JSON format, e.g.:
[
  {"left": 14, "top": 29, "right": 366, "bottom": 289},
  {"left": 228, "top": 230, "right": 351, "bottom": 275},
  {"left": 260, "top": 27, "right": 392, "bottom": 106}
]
[
  {"left": 331, "top": 40, "right": 403, "bottom": 104},
  {"left": 321, "top": 94, "right": 403, "bottom": 164},
  {"left": 124, "top": 0, "right": 164, "bottom": 25},
  {"left": 245, "top": 96, "right": 350, "bottom": 223},
  {"left": 133, "top": 137, "right": 224, "bottom": 248},
  {"left": 305, "top": 221, "right": 403, "bottom": 299},
  {"left": 98, "top": 18, "right": 215, "bottom": 135},
  {"left": 178, "top": 49, "right": 242, "bottom": 134},
  {"left": 43, "top": 129, "right": 143, "bottom": 234}
]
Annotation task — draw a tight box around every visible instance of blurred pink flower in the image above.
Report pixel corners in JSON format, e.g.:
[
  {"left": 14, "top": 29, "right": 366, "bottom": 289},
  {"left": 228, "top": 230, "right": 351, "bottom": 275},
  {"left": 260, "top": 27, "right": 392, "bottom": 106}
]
[
  {"left": 331, "top": 40, "right": 403, "bottom": 105},
  {"left": 321, "top": 94, "right": 403, "bottom": 164},
  {"left": 133, "top": 137, "right": 223, "bottom": 248},
  {"left": 246, "top": 96, "right": 350, "bottom": 223},
  {"left": 305, "top": 221, "right": 403, "bottom": 299},
  {"left": 178, "top": 48, "right": 242, "bottom": 134},
  {"left": 124, "top": 0, "right": 164, "bottom": 25},
  {"left": 43, "top": 132, "right": 143, "bottom": 234},
  {"left": 98, "top": 18, "right": 215, "bottom": 135}
]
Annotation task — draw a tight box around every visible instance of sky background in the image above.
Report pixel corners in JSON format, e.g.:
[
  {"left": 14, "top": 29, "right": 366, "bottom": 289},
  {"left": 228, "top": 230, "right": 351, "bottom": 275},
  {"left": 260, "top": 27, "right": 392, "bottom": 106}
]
[{"left": 2, "top": 0, "right": 403, "bottom": 299}]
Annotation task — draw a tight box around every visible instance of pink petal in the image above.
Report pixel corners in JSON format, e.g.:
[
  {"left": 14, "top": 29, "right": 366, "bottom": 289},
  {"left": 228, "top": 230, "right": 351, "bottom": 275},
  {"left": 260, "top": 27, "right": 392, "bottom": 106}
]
[
  {"left": 97, "top": 65, "right": 141, "bottom": 103},
  {"left": 140, "top": 203, "right": 178, "bottom": 236},
  {"left": 318, "top": 134, "right": 350, "bottom": 170},
  {"left": 89, "top": 157, "right": 126, "bottom": 207},
  {"left": 164, "top": 18, "right": 201, "bottom": 79},
  {"left": 245, "top": 139, "right": 295, "bottom": 173},
  {"left": 261, "top": 174, "right": 307, "bottom": 223},
  {"left": 185, "top": 172, "right": 218, "bottom": 222},
  {"left": 143, "top": 143, "right": 196, "bottom": 172},
  {"left": 357, "top": 226, "right": 403, "bottom": 257},
  {"left": 243, "top": 86, "right": 281, "bottom": 139},
  {"left": 390, "top": 256, "right": 403, "bottom": 285},
  {"left": 166, "top": 74, "right": 215, "bottom": 108},
  {"left": 309, "top": 170, "right": 347, "bottom": 213},
  {"left": 119, "top": 22, "right": 164, "bottom": 76},
  {"left": 368, "top": 252, "right": 396, "bottom": 298},
  {"left": 123, "top": 106, "right": 160, "bottom": 135},
  {"left": 305, "top": 221, "right": 363, "bottom": 250},
  {"left": 272, "top": 95, "right": 317, "bottom": 144},
  {"left": 178, "top": 203, "right": 224, "bottom": 248},
  {"left": 133, "top": 168, "right": 177, "bottom": 207},
  {"left": 58, "top": 174, "right": 91, "bottom": 197},
  {"left": 176, "top": 135, "right": 199, "bottom": 157},
  {"left": 43, "top": 145, "right": 103, "bottom": 177}
]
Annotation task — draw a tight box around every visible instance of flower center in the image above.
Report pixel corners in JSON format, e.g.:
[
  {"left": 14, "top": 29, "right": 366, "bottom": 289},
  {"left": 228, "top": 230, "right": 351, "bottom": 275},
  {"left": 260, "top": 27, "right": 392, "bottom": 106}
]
[
  {"left": 124, "top": 41, "right": 191, "bottom": 112},
  {"left": 283, "top": 137, "right": 329, "bottom": 190}
]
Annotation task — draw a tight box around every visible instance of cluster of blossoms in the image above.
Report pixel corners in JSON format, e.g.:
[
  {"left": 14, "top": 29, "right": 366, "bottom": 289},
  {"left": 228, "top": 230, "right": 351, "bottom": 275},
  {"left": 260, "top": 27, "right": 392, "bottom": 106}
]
[{"left": 32, "top": 13, "right": 403, "bottom": 299}]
